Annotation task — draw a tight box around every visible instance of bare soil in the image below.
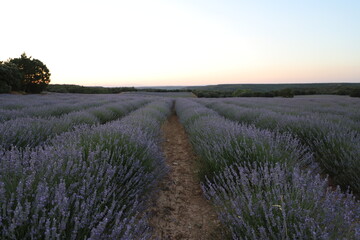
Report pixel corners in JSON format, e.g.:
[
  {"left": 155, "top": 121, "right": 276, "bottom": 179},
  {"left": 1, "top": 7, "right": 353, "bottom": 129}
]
[{"left": 149, "top": 113, "right": 221, "bottom": 240}]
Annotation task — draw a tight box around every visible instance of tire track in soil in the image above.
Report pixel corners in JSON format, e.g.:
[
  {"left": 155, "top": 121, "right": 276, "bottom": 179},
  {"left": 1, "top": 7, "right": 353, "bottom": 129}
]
[{"left": 148, "top": 112, "right": 221, "bottom": 240}]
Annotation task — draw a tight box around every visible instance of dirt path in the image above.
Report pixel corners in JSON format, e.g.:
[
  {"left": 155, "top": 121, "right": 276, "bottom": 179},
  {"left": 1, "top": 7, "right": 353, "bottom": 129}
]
[{"left": 149, "top": 113, "right": 221, "bottom": 240}]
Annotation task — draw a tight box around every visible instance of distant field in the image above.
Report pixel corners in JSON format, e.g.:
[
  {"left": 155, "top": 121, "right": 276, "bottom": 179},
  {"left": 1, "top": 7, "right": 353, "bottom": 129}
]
[{"left": 0, "top": 93, "right": 359, "bottom": 239}]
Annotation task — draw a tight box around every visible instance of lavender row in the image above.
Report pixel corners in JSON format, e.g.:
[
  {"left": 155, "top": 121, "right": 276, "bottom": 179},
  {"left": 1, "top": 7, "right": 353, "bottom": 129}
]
[
  {"left": 0, "top": 93, "right": 94, "bottom": 111},
  {"left": 210, "top": 96, "right": 360, "bottom": 122},
  {"left": 0, "top": 99, "right": 172, "bottom": 239},
  {"left": 199, "top": 98, "right": 360, "bottom": 132},
  {"left": 0, "top": 94, "right": 138, "bottom": 122},
  {"left": 204, "top": 99, "right": 360, "bottom": 133},
  {"left": 0, "top": 93, "right": 72, "bottom": 110},
  {"left": 0, "top": 98, "right": 149, "bottom": 149},
  {"left": 0, "top": 93, "right": 121, "bottom": 110},
  {"left": 175, "top": 99, "right": 360, "bottom": 239},
  {"left": 202, "top": 100, "right": 360, "bottom": 195},
  {"left": 0, "top": 99, "right": 114, "bottom": 123},
  {"left": 176, "top": 99, "right": 313, "bottom": 180}
]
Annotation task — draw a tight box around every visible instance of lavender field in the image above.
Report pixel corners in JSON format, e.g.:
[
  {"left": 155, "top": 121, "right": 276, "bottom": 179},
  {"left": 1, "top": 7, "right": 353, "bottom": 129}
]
[
  {"left": 0, "top": 94, "right": 172, "bottom": 239},
  {"left": 0, "top": 94, "right": 360, "bottom": 239},
  {"left": 176, "top": 96, "right": 360, "bottom": 239}
]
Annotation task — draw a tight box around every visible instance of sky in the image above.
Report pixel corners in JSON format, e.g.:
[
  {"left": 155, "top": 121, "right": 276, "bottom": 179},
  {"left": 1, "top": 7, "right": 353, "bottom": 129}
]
[{"left": 1, "top": 0, "right": 360, "bottom": 87}]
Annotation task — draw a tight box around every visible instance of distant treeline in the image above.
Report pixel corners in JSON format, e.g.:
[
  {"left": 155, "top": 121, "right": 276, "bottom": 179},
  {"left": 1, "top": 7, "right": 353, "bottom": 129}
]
[
  {"left": 46, "top": 83, "right": 360, "bottom": 98},
  {"left": 46, "top": 84, "right": 192, "bottom": 94},
  {"left": 192, "top": 89, "right": 294, "bottom": 98},
  {"left": 192, "top": 86, "right": 360, "bottom": 98},
  {"left": 187, "top": 83, "right": 360, "bottom": 92},
  {"left": 47, "top": 84, "right": 137, "bottom": 94}
]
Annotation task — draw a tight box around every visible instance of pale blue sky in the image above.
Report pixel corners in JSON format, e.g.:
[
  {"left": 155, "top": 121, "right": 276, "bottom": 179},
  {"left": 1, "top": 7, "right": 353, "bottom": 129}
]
[{"left": 1, "top": 0, "right": 359, "bottom": 86}]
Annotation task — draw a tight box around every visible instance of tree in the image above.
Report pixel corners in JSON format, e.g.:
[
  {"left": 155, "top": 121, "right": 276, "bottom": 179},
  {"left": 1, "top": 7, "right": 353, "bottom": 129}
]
[
  {"left": 9, "top": 53, "right": 51, "bottom": 93},
  {"left": 0, "top": 62, "right": 22, "bottom": 93}
]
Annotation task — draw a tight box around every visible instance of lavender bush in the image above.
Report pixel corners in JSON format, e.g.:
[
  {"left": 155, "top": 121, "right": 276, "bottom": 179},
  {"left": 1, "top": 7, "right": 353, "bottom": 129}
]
[
  {"left": 0, "top": 146, "right": 152, "bottom": 239},
  {"left": 203, "top": 162, "right": 360, "bottom": 239}
]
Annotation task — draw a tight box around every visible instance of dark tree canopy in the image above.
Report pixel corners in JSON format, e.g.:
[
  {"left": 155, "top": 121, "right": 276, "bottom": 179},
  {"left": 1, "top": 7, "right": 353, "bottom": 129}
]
[
  {"left": 0, "top": 62, "right": 22, "bottom": 93},
  {"left": 8, "top": 53, "right": 51, "bottom": 93}
]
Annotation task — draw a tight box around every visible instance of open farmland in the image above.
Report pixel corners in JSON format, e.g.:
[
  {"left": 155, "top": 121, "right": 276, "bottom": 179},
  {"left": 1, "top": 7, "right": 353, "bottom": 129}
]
[{"left": 0, "top": 94, "right": 359, "bottom": 239}]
